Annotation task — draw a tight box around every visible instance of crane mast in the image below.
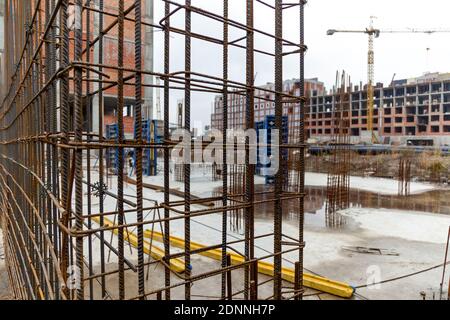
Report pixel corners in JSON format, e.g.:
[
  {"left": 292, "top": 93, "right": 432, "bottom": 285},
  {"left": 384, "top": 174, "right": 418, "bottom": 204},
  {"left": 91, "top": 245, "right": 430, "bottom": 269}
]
[{"left": 367, "top": 18, "right": 376, "bottom": 141}]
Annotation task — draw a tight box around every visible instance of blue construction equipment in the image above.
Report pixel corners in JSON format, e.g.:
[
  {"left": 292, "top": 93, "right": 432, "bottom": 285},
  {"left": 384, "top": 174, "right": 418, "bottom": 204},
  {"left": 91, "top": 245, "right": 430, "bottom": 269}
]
[
  {"left": 106, "top": 124, "right": 121, "bottom": 174},
  {"left": 133, "top": 119, "right": 164, "bottom": 176},
  {"left": 256, "top": 115, "right": 289, "bottom": 185}
]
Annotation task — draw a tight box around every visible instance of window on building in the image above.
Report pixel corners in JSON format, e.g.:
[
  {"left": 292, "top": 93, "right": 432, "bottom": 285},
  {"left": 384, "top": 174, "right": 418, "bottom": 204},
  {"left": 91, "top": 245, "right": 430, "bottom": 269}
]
[
  {"left": 431, "top": 115, "right": 440, "bottom": 122},
  {"left": 406, "top": 127, "right": 416, "bottom": 135}
]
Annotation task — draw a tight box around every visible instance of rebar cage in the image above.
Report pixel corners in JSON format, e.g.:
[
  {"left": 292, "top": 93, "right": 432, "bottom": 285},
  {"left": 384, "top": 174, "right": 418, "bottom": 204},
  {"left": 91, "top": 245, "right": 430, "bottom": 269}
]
[{"left": 0, "top": 0, "right": 307, "bottom": 300}]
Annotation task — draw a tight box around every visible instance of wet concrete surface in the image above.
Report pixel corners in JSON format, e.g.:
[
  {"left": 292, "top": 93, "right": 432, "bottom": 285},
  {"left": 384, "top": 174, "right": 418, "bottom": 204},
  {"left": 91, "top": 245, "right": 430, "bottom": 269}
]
[
  {"left": 87, "top": 256, "right": 332, "bottom": 300},
  {"left": 298, "top": 186, "right": 449, "bottom": 229},
  {"left": 211, "top": 185, "right": 450, "bottom": 230}
]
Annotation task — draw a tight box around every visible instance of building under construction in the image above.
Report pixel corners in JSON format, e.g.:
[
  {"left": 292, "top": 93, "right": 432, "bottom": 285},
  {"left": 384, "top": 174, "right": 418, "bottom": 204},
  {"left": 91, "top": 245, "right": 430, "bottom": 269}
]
[
  {"left": 307, "top": 72, "right": 450, "bottom": 146},
  {"left": 0, "top": 0, "right": 315, "bottom": 301},
  {"left": 211, "top": 73, "right": 450, "bottom": 146}
]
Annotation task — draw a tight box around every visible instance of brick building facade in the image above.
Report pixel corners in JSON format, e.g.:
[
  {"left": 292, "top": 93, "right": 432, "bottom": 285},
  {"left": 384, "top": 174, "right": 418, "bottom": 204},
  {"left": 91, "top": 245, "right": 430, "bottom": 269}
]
[
  {"left": 210, "top": 73, "right": 450, "bottom": 146},
  {"left": 308, "top": 73, "right": 450, "bottom": 145},
  {"left": 68, "top": 0, "right": 154, "bottom": 136}
]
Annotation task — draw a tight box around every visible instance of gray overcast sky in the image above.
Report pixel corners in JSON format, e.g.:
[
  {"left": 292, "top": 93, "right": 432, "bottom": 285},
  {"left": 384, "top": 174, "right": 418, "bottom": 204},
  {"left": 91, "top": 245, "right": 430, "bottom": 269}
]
[
  {"left": 152, "top": 0, "right": 450, "bottom": 129},
  {"left": 307, "top": 0, "right": 450, "bottom": 88}
]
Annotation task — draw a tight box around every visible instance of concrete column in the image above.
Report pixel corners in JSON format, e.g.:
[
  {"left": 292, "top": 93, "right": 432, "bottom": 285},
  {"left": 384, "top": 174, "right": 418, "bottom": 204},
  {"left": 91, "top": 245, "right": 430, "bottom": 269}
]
[
  {"left": 379, "top": 88, "right": 384, "bottom": 132},
  {"left": 143, "top": 0, "right": 154, "bottom": 120},
  {"left": 429, "top": 82, "right": 432, "bottom": 134}
]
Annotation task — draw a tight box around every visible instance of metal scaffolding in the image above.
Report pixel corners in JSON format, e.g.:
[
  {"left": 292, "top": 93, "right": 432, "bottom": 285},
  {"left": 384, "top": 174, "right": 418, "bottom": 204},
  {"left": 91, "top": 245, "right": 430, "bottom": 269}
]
[{"left": 0, "top": 0, "right": 307, "bottom": 300}]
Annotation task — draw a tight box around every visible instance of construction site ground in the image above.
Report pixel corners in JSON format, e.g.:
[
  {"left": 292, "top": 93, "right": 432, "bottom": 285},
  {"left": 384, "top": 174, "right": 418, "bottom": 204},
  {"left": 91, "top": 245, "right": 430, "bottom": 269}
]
[
  {"left": 1, "top": 164, "right": 448, "bottom": 300},
  {"left": 87, "top": 258, "right": 338, "bottom": 300},
  {"left": 80, "top": 165, "right": 450, "bottom": 300},
  {"left": 0, "top": 229, "right": 11, "bottom": 300}
]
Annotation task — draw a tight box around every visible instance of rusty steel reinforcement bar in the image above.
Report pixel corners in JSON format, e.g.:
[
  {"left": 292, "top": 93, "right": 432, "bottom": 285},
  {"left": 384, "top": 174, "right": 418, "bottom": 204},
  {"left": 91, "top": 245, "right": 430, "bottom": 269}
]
[
  {"left": 184, "top": 0, "right": 192, "bottom": 300},
  {"left": 221, "top": 0, "right": 229, "bottom": 300},
  {"left": 134, "top": 0, "right": 145, "bottom": 300},
  {"left": 245, "top": 0, "right": 254, "bottom": 300},
  {"left": 116, "top": 0, "right": 126, "bottom": 300},
  {"left": 297, "top": 0, "right": 307, "bottom": 300},
  {"left": 0, "top": 0, "right": 308, "bottom": 300},
  {"left": 274, "top": 0, "right": 283, "bottom": 300},
  {"left": 163, "top": 0, "right": 171, "bottom": 301}
]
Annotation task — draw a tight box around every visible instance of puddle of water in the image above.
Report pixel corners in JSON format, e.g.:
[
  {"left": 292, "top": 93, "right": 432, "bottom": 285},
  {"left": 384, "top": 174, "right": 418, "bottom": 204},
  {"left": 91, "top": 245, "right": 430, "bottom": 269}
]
[
  {"left": 302, "top": 186, "right": 450, "bottom": 229},
  {"left": 210, "top": 184, "right": 450, "bottom": 230}
]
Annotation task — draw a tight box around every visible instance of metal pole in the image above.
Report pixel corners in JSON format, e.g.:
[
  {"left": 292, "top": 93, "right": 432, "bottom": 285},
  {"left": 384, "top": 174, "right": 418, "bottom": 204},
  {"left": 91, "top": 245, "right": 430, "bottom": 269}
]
[
  {"left": 245, "top": 0, "right": 255, "bottom": 300},
  {"left": 117, "top": 0, "right": 126, "bottom": 300},
  {"left": 74, "top": 0, "right": 85, "bottom": 300},
  {"left": 134, "top": 0, "right": 146, "bottom": 299},
  {"left": 221, "top": 0, "right": 229, "bottom": 300},
  {"left": 184, "top": 0, "right": 192, "bottom": 300},
  {"left": 297, "top": 0, "right": 307, "bottom": 300},
  {"left": 273, "top": 0, "right": 283, "bottom": 300},
  {"left": 163, "top": 0, "right": 171, "bottom": 300}
]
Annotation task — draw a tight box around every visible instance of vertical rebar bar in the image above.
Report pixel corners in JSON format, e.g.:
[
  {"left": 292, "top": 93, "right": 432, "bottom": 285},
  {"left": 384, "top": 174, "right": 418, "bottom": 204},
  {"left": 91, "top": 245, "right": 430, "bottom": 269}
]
[
  {"left": 117, "top": 0, "right": 126, "bottom": 300},
  {"left": 273, "top": 0, "right": 283, "bottom": 300},
  {"left": 184, "top": 0, "right": 192, "bottom": 300},
  {"left": 245, "top": 0, "right": 254, "bottom": 300},
  {"left": 134, "top": 0, "right": 146, "bottom": 299},
  {"left": 97, "top": 0, "right": 107, "bottom": 299},
  {"left": 297, "top": 0, "right": 306, "bottom": 300},
  {"left": 74, "top": 0, "right": 85, "bottom": 300},
  {"left": 221, "top": 0, "right": 229, "bottom": 300},
  {"left": 163, "top": 0, "right": 171, "bottom": 301},
  {"left": 85, "top": 0, "right": 94, "bottom": 299}
]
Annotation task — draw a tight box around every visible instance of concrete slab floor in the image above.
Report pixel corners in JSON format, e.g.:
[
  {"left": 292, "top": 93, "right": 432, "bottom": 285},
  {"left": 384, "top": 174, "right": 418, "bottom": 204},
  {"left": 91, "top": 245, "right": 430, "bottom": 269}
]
[
  {"left": 82, "top": 167, "right": 450, "bottom": 301},
  {"left": 1, "top": 165, "right": 448, "bottom": 300},
  {"left": 85, "top": 256, "right": 337, "bottom": 300},
  {"left": 299, "top": 214, "right": 450, "bottom": 300}
]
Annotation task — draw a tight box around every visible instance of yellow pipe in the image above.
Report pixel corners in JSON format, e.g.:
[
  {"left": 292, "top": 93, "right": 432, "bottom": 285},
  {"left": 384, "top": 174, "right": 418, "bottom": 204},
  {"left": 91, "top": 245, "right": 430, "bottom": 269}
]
[
  {"left": 92, "top": 217, "right": 185, "bottom": 273},
  {"left": 144, "top": 230, "right": 354, "bottom": 298}
]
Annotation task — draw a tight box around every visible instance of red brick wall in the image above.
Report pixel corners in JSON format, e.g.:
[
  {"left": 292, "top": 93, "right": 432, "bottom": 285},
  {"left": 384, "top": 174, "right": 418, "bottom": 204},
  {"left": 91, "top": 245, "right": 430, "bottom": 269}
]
[
  {"left": 104, "top": 114, "right": 135, "bottom": 135},
  {"left": 67, "top": 0, "right": 146, "bottom": 99}
]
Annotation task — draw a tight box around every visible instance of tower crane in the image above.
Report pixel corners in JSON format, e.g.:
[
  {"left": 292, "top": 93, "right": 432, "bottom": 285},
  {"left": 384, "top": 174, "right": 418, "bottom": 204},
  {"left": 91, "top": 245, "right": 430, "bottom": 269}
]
[{"left": 327, "top": 16, "right": 450, "bottom": 144}]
